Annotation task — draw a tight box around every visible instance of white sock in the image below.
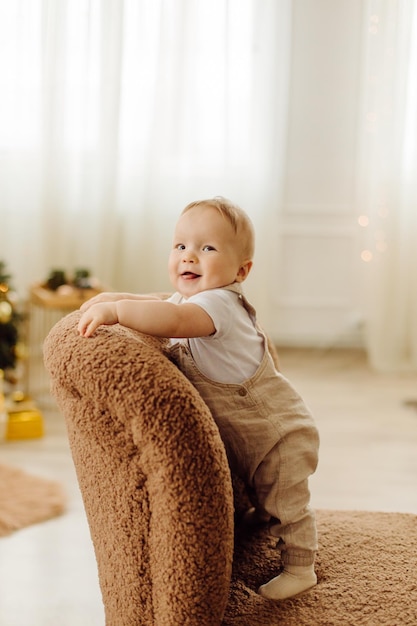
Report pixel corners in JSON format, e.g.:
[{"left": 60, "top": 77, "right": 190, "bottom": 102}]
[{"left": 258, "top": 564, "right": 317, "bottom": 601}]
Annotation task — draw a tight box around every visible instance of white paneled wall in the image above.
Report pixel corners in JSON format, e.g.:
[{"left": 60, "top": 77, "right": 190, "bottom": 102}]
[{"left": 271, "top": 0, "right": 365, "bottom": 348}]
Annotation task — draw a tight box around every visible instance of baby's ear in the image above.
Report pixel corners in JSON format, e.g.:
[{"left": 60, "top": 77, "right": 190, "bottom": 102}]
[{"left": 235, "top": 260, "right": 253, "bottom": 283}]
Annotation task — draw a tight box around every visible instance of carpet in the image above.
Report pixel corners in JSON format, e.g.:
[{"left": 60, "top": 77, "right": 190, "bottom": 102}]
[
  {"left": 0, "top": 462, "right": 66, "bottom": 537},
  {"left": 223, "top": 508, "right": 417, "bottom": 626}
]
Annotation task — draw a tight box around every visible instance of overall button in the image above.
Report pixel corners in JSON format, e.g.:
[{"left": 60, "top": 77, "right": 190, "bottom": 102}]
[{"left": 238, "top": 387, "right": 247, "bottom": 397}]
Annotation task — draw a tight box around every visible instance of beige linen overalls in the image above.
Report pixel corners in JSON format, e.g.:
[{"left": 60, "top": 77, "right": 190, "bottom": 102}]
[{"left": 169, "top": 285, "right": 319, "bottom": 566}]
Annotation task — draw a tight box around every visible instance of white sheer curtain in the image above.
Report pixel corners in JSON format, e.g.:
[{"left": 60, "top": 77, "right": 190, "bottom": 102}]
[
  {"left": 357, "top": 0, "right": 417, "bottom": 371},
  {"left": 0, "top": 0, "right": 291, "bottom": 329}
]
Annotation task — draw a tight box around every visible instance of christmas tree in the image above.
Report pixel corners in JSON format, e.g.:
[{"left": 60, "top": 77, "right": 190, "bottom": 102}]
[{"left": 0, "top": 261, "right": 20, "bottom": 381}]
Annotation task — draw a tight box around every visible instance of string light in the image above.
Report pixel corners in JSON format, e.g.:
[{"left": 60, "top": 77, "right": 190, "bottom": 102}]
[
  {"left": 361, "top": 250, "right": 373, "bottom": 263},
  {"left": 358, "top": 215, "right": 370, "bottom": 227},
  {"left": 358, "top": 10, "right": 392, "bottom": 265}
]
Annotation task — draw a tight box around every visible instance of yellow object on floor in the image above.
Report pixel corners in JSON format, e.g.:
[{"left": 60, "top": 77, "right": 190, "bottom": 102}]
[{"left": 5, "top": 398, "right": 44, "bottom": 440}]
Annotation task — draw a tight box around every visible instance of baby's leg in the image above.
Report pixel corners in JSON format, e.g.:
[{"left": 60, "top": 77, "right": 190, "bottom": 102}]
[
  {"left": 240, "top": 506, "right": 271, "bottom": 526},
  {"left": 235, "top": 480, "right": 271, "bottom": 526},
  {"left": 253, "top": 429, "right": 319, "bottom": 600}
]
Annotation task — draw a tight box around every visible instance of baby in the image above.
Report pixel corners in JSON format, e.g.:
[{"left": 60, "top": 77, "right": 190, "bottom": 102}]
[{"left": 78, "top": 196, "right": 319, "bottom": 601}]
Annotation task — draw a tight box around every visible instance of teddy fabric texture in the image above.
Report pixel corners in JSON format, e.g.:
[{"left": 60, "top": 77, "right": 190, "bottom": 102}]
[
  {"left": 44, "top": 311, "right": 417, "bottom": 626},
  {"left": 43, "top": 311, "right": 234, "bottom": 626}
]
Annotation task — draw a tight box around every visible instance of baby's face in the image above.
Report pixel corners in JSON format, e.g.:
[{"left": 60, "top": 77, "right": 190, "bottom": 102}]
[{"left": 168, "top": 206, "right": 246, "bottom": 298}]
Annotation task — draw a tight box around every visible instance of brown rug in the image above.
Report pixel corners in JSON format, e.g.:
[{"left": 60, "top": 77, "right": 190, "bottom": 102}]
[
  {"left": 223, "top": 508, "right": 417, "bottom": 626},
  {"left": 0, "top": 462, "right": 66, "bottom": 537}
]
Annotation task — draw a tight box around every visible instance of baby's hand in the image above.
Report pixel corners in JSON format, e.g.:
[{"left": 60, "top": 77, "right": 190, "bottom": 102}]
[
  {"left": 80, "top": 292, "right": 124, "bottom": 313},
  {"left": 78, "top": 302, "right": 118, "bottom": 337}
]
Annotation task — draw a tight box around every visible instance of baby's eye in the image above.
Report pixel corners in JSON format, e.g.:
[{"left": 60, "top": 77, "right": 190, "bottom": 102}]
[
  {"left": 175, "top": 244, "right": 186, "bottom": 251},
  {"left": 202, "top": 245, "right": 216, "bottom": 252}
]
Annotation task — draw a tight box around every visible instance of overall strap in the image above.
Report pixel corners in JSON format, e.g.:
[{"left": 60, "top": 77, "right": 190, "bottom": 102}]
[{"left": 221, "top": 283, "right": 257, "bottom": 326}]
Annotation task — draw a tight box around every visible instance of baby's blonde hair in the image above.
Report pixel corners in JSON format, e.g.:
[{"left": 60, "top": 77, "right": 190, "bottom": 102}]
[{"left": 181, "top": 196, "right": 255, "bottom": 261}]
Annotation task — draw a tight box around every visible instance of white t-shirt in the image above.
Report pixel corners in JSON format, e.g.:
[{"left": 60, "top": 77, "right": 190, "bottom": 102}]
[{"left": 168, "top": 288, "right": 264, "bottom": 383}]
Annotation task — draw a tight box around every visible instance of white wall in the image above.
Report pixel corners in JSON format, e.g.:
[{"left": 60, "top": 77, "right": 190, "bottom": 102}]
[{"left": 270, "top": 0, "right": 365, "bottom": 348}]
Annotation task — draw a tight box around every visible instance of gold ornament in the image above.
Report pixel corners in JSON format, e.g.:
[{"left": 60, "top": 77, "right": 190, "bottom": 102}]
[
  {"left": 15, "top": 342, "right": 27, "bottom": 361},
  {"left": 0, "top": 300, "right": 12, "bottom": 324}
]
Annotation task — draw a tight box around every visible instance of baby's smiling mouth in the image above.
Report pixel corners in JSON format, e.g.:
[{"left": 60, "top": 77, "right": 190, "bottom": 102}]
[{"left": 181, "top": 271, "right": 201, "bottom": 280}]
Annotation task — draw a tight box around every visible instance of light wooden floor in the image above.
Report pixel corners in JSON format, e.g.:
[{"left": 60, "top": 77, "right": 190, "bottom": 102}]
[{"left": 1, "top": 348, "right": 416, "bottom": 626}]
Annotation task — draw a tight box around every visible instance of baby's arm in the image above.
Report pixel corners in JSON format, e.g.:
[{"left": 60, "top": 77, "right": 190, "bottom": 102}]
[
  {"left": 80, "top": 291, "right": 160, "bottom": 313},
  {"left": 77, "top": 299, "right": 215, "bottom": 339}
]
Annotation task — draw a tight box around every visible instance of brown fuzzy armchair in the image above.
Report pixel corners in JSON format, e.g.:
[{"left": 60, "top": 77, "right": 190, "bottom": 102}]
[{"left": 44, "top": 311, "right": 417, "bottom": 626}]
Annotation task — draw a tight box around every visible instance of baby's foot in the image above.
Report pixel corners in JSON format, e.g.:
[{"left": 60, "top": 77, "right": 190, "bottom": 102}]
[
  {"left": 240, "top": 507, "right": 271, "bottom": 527},
  {"left": 258, "top": 564, "right": 317, "bottom": 601}
]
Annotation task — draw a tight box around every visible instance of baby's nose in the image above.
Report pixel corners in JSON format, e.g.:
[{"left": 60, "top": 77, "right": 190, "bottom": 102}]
[{"left": 182, "top": 251, "right": 196, "bottom": 262}]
